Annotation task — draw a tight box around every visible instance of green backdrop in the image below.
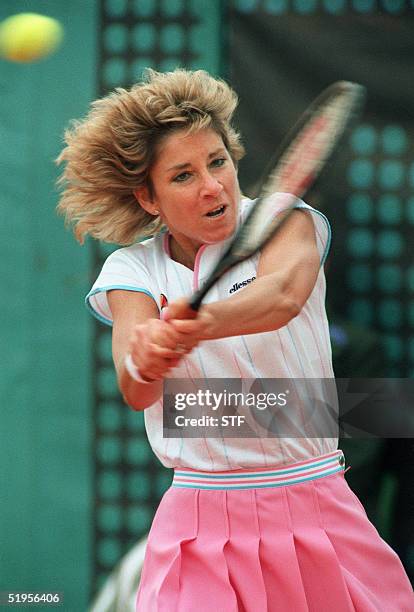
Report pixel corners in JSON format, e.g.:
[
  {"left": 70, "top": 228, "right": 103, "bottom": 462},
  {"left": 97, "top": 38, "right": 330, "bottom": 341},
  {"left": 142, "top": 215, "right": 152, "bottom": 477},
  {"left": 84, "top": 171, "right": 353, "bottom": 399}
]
[{"left": 0, "top": 1, "right": 97, "bottom": 610}]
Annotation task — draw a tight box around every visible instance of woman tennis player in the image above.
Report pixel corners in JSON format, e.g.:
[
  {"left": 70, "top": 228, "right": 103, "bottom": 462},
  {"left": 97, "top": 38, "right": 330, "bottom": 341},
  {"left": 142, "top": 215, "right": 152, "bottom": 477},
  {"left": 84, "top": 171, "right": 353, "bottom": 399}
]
[{"left": 57, "top": 69, "right": 413, "bottom": 611}]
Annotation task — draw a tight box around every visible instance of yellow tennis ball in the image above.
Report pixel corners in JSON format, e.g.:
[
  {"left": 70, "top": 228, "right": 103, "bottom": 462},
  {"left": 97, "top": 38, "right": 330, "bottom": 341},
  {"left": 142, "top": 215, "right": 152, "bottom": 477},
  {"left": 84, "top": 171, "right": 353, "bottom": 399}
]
[{"left": 0, "top": 13, "right": 63, "bottom": 63}]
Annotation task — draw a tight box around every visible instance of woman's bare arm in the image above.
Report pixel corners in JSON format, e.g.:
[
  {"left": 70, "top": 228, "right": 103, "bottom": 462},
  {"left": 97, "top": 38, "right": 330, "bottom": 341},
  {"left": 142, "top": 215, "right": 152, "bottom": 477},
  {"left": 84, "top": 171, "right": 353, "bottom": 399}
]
[
  {"left": 108, "top": 290, "right": 190, "bottom": 411},
  {"left": 166, "top": 209, "right": 321, "bottom": 338}
]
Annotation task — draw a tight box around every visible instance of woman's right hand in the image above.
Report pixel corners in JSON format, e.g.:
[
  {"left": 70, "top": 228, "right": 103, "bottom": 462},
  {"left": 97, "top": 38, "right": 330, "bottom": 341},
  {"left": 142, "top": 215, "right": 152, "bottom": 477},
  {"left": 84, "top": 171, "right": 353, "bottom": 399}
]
[{"left": 128, "top": 318, "right": 197, "bottom": 381}]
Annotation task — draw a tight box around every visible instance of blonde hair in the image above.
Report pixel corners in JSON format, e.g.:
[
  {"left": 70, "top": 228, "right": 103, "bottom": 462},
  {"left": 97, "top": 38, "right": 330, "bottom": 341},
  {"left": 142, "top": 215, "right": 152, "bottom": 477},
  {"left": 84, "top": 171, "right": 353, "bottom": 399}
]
[{"left": 56, "top": 69, "right": 245, "bottom": 245}]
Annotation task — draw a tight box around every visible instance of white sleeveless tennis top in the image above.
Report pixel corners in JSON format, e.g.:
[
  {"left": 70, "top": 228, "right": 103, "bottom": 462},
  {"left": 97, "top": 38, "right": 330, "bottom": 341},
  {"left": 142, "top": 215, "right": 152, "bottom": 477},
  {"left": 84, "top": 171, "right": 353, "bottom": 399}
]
[{"left": 86, "top": 195, "right": 337, "bottom": 470}]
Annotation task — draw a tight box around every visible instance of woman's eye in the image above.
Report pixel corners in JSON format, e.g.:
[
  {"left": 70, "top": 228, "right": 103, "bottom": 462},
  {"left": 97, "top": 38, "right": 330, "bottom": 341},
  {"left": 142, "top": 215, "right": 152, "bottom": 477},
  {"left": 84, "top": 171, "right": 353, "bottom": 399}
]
[
  {"left": 173, "top": 171, "right": 191, "bottom": 182},
  {"left": 211, "top": 158, "right": 226, "bottom": 168}
]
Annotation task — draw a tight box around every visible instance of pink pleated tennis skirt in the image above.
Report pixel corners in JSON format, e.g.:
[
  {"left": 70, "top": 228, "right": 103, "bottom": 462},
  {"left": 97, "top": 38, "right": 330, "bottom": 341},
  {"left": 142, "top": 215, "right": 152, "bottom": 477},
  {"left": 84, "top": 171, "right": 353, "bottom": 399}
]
[{"left": 136, "top": 450, "right": 414, "bottom": 611}]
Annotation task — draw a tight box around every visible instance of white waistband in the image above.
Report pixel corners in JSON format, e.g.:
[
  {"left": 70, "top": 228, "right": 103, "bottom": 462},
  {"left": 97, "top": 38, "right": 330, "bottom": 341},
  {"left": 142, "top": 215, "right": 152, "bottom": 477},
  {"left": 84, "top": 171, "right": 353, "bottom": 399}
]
[{"left": 172, "top": 450, "right": 345, "bottom": 490}]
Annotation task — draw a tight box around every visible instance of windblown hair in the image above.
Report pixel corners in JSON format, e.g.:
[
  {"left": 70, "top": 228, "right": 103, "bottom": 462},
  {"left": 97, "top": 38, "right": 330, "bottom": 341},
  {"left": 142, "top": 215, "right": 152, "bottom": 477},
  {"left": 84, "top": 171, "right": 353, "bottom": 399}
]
[{"left": 56, "top": 69, "right": 245, "bottom": 245}]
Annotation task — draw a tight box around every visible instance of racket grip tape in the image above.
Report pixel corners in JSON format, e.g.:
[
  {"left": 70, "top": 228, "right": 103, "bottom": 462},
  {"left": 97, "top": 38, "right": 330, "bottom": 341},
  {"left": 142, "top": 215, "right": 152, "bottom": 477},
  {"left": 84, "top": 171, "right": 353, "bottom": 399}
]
[{"left": 189, "top": 289, "right": 204, "bottom": 312}]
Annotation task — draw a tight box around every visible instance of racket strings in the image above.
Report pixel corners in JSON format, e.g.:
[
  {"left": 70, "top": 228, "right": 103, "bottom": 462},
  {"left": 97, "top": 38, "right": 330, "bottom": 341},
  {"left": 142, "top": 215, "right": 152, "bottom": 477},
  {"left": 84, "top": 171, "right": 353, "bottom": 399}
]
[{"left": 261, "top": 86, "right": 363, "bottom": 199}]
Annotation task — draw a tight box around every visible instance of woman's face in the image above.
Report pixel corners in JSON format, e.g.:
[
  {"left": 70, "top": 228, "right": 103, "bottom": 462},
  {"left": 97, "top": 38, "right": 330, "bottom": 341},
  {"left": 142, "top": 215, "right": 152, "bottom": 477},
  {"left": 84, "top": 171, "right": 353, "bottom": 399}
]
[{"left": 136, "top": 127, "right": 240, "bottom": 263}]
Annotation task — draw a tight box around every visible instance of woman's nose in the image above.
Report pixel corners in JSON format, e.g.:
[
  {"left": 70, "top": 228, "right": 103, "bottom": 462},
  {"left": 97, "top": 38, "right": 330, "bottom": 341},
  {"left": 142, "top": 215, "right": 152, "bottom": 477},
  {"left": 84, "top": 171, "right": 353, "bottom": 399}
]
[{"left": 200, "top": 173, "right": 223, "bottom": 197}]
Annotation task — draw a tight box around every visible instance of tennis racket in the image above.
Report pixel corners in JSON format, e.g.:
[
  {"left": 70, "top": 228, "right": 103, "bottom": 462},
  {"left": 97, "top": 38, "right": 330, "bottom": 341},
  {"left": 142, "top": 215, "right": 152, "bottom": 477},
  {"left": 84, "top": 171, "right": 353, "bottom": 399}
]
[{"left": 189, "top": 80, "right": 365, "bottom": 311}]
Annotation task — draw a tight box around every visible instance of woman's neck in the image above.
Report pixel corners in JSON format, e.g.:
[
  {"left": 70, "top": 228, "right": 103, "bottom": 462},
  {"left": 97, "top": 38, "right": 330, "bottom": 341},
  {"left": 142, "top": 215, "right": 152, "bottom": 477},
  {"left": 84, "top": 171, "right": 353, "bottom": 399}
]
[{"left": 169, "top": 235, "right": 198, "bottom": 270}]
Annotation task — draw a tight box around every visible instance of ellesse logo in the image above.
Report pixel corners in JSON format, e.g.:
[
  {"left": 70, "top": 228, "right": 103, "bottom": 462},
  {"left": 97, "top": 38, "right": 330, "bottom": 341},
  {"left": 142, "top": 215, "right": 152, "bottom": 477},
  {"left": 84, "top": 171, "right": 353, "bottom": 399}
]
[{"left": 229, "top": 276, "right": 256, "bottom": 294}]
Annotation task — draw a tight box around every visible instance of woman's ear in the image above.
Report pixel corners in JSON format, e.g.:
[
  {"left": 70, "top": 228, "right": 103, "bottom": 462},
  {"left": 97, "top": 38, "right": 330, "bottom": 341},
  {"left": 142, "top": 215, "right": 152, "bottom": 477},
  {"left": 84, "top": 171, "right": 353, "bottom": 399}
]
[{"left": 134, "top": 186, "right": 159, "bottom": 216}]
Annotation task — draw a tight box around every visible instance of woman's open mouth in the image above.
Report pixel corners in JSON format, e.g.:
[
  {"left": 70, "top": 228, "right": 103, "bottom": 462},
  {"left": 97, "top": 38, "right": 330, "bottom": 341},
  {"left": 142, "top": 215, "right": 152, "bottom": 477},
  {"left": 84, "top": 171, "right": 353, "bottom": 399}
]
[{"left": 206, "top": 205, "right": 226, "bottom": 218}]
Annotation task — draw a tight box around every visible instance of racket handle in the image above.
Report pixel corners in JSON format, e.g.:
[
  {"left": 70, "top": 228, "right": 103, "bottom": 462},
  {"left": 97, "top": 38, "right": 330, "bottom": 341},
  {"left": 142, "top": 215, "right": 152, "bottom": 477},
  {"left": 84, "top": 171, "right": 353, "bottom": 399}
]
[
  {"left": 189, "top": 271, "right": 220, "bottom": 311},
  {"left": 189, "top": 288, "right": 204, "bottom": 312}
]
